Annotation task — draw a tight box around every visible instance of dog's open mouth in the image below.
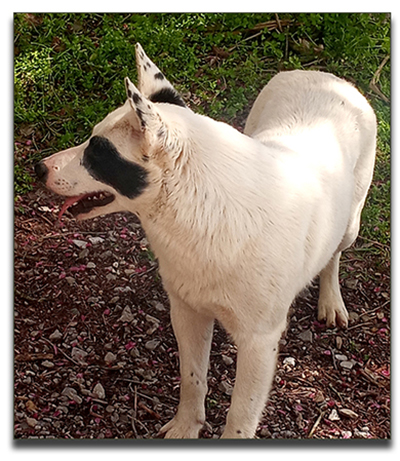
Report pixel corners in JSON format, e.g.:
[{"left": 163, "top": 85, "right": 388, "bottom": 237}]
[{"left": 58, "top": 191, "right": 115, "bottom": 220}]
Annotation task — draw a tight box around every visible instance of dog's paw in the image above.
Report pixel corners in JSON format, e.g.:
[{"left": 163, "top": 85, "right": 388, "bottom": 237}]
[
  {"left": 159, "top": 416, "right": 204, "bottom": 439},
  {"left": 318, "top": 299, "right": 349, "bottom": 328}
]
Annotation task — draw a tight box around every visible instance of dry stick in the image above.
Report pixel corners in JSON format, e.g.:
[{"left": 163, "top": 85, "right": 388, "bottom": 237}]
[
  {"left": 369, "top": 55, "right": 390, "bottom": 103},
  {"left": 308, "top": 410, "right": 325, "bottom": 438}
]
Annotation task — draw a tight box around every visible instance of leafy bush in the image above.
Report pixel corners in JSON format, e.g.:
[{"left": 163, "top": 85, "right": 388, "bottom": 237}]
[{"left": 14, "top": 13, "right": 390, "bottom": 246}]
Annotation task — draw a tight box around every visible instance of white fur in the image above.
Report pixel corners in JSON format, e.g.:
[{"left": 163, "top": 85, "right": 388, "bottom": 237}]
[{"left": 40, "top": 48, "right": 376, "bottom": 438}]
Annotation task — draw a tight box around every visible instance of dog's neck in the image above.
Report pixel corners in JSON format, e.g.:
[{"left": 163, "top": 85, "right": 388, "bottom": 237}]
[{"left": 137, "top": 113, "right": 271, "bottom": 267}]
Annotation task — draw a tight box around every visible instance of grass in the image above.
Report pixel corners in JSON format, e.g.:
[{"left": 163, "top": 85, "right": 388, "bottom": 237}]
[{"left": 14, "top": 13, "right": 390, "bottom": 250}]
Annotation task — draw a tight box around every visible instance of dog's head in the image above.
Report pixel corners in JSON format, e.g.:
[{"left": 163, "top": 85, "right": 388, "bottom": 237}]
[{"left": 35, "top": 43, "right": 188, "bottom": 221}]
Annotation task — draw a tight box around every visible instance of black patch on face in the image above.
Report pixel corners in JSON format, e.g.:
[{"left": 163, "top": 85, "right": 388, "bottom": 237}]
[
  {"left": 154, "top": 72, "right": 164, "bottom": 80},
  {"left": 149, "top": 87, "right": 186, "bottom": 108},
  {"left": 82, "top": 136, "right": 148, "bottom": 199}
]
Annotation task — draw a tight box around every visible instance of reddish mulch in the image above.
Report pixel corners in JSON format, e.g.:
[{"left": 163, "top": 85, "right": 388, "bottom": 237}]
[{"left": 14, "top": 161, "right": 390, "bottom": 440}]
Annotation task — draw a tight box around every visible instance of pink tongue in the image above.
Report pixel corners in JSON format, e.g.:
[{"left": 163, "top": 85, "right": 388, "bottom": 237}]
[{"left": 58, "top": 194, "right": 87, "bottom": 221}]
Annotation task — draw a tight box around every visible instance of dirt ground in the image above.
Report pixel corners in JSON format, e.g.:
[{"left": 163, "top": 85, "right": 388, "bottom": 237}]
[{"left": 14, "top": 179, "right": 390, "bottom": 441}]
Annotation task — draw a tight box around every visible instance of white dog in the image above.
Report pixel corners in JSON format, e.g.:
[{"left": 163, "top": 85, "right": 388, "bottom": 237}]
[{"left": 35, "top": 43, "right": 376, "bottom": 438}]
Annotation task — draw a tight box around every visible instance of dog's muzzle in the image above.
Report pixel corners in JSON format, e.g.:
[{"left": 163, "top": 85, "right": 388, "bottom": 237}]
[{"left": 35, "top": 161, "right": 49, "bottom": 183}]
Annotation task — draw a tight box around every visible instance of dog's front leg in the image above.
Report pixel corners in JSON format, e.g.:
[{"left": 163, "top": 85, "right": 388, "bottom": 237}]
[
  {"left": 160, "top": 293, "right": 214, "bottom": 439},
  {"left": 221, "top": 324, "right": 285, "bottom": 438}
]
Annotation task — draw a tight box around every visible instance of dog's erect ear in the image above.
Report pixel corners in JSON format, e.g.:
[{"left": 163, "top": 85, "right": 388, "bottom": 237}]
[
  {"left": 125, "top": 77, "right": 161, "bottom": 134},
  {"left": 135, "top": 43, "right": 186, "bottom": 108},
  {"left": 125, "top": 76, "right": 185, "bottom": 157}
]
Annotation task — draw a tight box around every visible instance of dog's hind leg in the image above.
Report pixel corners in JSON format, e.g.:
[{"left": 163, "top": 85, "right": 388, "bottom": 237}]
[
  {"left": 221, "top": 322, "right": 286, "bottom": 438},
  {"left": 159, "top": 294, "right": 214, "bottom": 439},
  {"left": 317, "top": 251, "right": 349, "bottom": 328}
]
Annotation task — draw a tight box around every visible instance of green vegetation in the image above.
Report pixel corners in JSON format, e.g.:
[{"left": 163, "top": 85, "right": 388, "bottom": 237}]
[{"left": 14, "top": 13, "right": 390, "bottom": 248}]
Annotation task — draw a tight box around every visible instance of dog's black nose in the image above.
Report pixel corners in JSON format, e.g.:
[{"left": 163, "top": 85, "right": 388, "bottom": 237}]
[{"left": 35, "top": 161, "right": 48, "bottom": 183}]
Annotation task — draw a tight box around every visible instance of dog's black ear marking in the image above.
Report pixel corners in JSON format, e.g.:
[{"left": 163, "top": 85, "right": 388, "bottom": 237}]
[
  {"left": 127, "top": 89, "right": 132, "bottom": 99},
  {"left": 154, "top": 72, "right": 165, "bottom": 80},
  {"left": 135, "top": 108, "right": 146, "bottom": 128},
  {"left": 149, "top": 87, "right": 186, "bottom": 108},
  {"left": 132, "top": 92, "right": 142, "bottom": 104},
  {"left": 82, "top": 136, "right": 148, "bottom": 199}
]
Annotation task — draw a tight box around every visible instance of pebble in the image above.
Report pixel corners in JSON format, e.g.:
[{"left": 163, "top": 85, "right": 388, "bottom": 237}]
[
  {"left": 26, "top": 417, "right": 37, "bottom": 428},
  {"left": 340, "top": 360, "right": 357, "bottom": 370},
  {"left": 61, "top": 387, "right": 82, "bottom": 404},
  {"left": 335, "top": 354, "right": 348, "bottom": 361},
  {"left": 154, "top": 302, "right": 166, "bottom": 312},
  {"left": 328, "top": 409, "right": 340, "bottom": 421},
  {"left": 339, "top": 408, "right": 358, "bottom": 419},
  {"left": 145, "top": 339, "right": 160, "bottom": 351},
  {"left": 218, "top": 381, "right": 233, "bottom": 395},
  {"left": 283, "top": 356, "right": 296, "bottom": 367},
  {"left": 42, "top": 360, "right": 54, "bottom": 368},
  {"left": 92, "top": 383, "right": 106, "bottom": 400},
  {"left": 298, "top": 329, "right": 313, "bottom": 343},
  {"left": 71, "top": 347, "right": 88, "bottom": 364},
  {"left": 119, "top": 306, "right": 134, "bottom": 323},
  {"left": 222, "top": 354, "right": 234, "bottom": 366},
  {"left": 86, "top": 262, "right": 96, "bottom": 269},
  {"left": 89, "top": 236, "right": 105, "bottom": 245},
  {"left": 65, "top": 277, "right": 76, "bottom": 286},
  {"left": 104, "top": 352, "right": 117, "bottom": 365},
  {"left": 72, "top": 239, "right": 87, "bottom": 248},
  {"left": 49, "top": 329, "right": 63, "bottom": 341}
]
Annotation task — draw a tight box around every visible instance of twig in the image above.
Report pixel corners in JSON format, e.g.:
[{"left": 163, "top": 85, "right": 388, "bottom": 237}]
[
  {"left": 275, "top": 13, "right": 283, "bottom": 33},
  {"left": 308, "top": 410, "right": 325, "bottom": 438},
  {"left": 369, "top": 55, "right": 390, "bottom": 104},
  {"left": 329, "top": 383, "right": 344, "bottom": 404},
  {"left": 40, "top": 337, "right": 81, "bottom": 366},
  {"left": 347, "top": 321, "right": 374, "bottom": 331}
]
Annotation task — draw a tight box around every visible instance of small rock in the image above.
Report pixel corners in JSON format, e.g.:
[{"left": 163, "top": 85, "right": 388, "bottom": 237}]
[
  {"left": 49, "top": 329, "right": 63, "bottom": 341},
  {"left": 104, "top": 352, "right": 117, "bottom": 365},
  {"left": 342, "top": 430, "right": 352, "bottom": 439},
  {"left": 222, "top": 354, "right": 234, "bottom": 366},
  {"left": 328, "top": 409, "right": 340, "bottom": 421},
  {"left": 71, "top": 347, "right": 88, "bottom": 364},
  {"left": 72, "top": 239, "right": 87, "bottom": 249},
  {"left": 145, "top": 339, "right": 160, "bottom": 351},
  {"left": 106, "top": 273, "right": 117, "bottom": 282},
  {"left": 218, "top": 381, "right": 233, "bottom": 395},
  {"left": 92, "top": 383, "right": 106, "bottom": 400},
  {"left": 87, "top": 297, "right": 100, "bottom": 304},
  {"left": 339, "top": 408, "right": 358, "bottom": 419},
  {"left": 354, "top": 428, "right": 370, "bottom": 438},
  {"left": 100, "top": 250, "right": 113, "bottom": 259},
  {"left": 119, "top": 306, "right": 134, "bottom": 323},
  {"left": 340, "top": 360, "right": 357, "bottom": 370},
  {"left": 283, "top": 356, "right": 296, "bottom": 367},
  {"left": 89, "top": 236, "right": 104, "bottom": 245},
  {"left": 336, "top": 336, "right": 343, "bottom": 349},
  {"left": 42, "top": 360, "right": 54, "bottom": 368},
  {"left": 61, "top": 387, "right": 82, "bottom": 404},
  {"left": 314, "top": 390, "right": 325, "bottom": 403},
  {"left": 78, "top": 248, "right": 90, "bottom": 259},
  {"left": 26, "top": 417, "right": 37, "bottom": 428},
  {"left": 298, "top": 329, "right": 313, "bottom": 342},
  {"left": 86, "top": 262, "right": 96, "bottom": 269},
  {"left": 154, "top": 302, "right": 166, "bottom": 312},
  {"left": 349, "top": 311, "right": 359, "bottom": 322},
  {"left": 335, "top": 354, "right": 348, "bottom": 362},
  {"left": 260, "top": 427, "right": 271, "bottom": 437},
  {"left": 344, "top": 279, "right": 358, "bottom": 290},
  {"left": 65, "top": 277, "right": 76, "bottom": 286}
]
